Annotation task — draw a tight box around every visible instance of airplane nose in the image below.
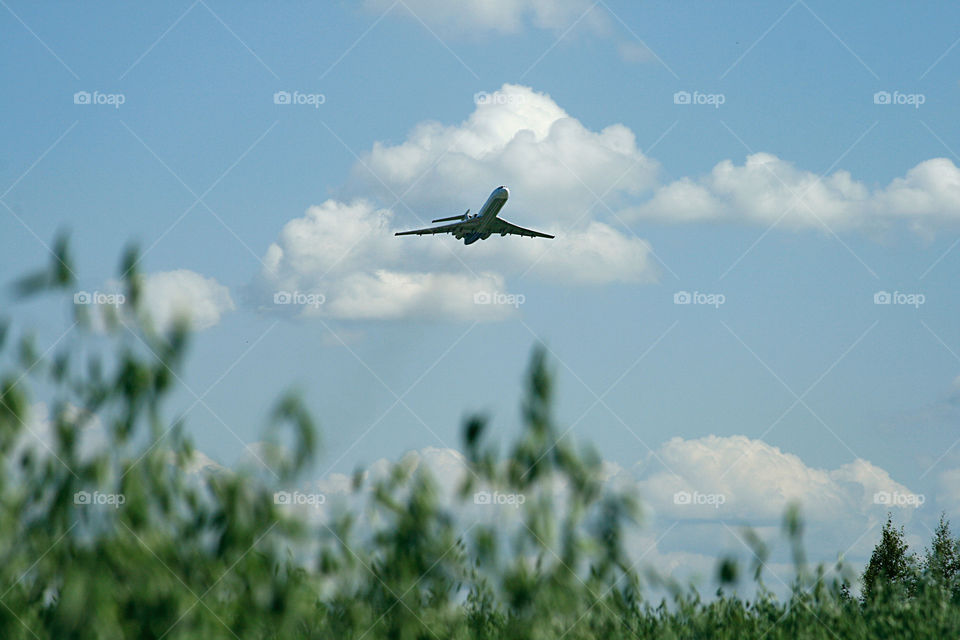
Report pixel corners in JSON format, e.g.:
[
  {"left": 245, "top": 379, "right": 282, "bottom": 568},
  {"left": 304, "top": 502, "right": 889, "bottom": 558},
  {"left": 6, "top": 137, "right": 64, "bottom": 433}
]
[{"left": 500, "top": 186, "right": 509, "bottom": 198}]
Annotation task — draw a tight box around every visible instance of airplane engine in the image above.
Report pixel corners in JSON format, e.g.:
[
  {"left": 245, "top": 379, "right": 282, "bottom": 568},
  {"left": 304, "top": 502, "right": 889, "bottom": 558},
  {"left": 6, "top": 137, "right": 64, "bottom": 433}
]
[{"left": 481, "top": 232, "right": 490, "bottom": 240}]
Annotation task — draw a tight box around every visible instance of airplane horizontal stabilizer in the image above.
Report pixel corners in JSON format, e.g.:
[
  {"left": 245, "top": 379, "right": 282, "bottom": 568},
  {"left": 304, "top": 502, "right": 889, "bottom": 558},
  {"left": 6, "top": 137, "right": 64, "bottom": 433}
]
[{"left": 432, "top": 209, "right": 469, "bottom": 223}]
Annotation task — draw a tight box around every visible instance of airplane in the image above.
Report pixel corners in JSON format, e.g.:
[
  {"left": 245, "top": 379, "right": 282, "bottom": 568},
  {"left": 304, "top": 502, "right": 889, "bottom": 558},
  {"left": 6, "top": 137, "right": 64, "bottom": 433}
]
[{"left": 395, "top": 186, "right": 554, "bottom": 245}]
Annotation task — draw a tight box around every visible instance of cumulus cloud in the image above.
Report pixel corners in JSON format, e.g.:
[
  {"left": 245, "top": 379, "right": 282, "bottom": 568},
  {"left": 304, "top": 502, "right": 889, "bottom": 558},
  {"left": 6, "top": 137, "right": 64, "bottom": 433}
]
[
  {"left": 877, "top": 158, "right": 960, "bottom": 226},
  {"left": 471, "top": 220, "right": 657, "bottom": 285},
  {"left": 80, "top": 269, "right": 233, "bottom": 333},
  {"left": 140, "top": 269, "right": 234, "bottom": 331},
  {"left": 257, "top": 199, "right": 513, "bottom": 321},
  {"left": 629, "top": 153, "right": 960, "bottom": 234},
  {"left": 638, "top": 435, "right": 918, "bottom": 523},
  {"left": 350, "top": 84, "right": 658, "bottom": 227}
]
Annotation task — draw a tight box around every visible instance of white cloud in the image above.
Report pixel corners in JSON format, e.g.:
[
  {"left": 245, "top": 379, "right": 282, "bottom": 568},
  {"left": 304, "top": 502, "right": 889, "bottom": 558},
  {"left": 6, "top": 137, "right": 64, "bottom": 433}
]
[
  {"left": 936, "top": 468, "right": 960, "bottom": 515},
  {"left": 363, "top": 0, "right": 668, "bottom": 70},
  {"left": 140, "top": 269, "right": 234, "bottom": 332},
  {"left": 363, "top": 0, "right": 608, "bottom": 35},
  {"left": 350, "top": 84, "right": 658, "bottom": 228},
  {"left": 617, "top": 41, "right": 655, "bottom": 64},
  {"left": 629, "top": 152, "right": 960, "bottom": 234},
  {"left": 628, "top": 153, "right": 870, "bottom": 230},
  {"left": 329, "top": 270, "right": 508, "bottom": 320},
  {"left": 258, "top": 199, "right": 514, "bottom": 321},
  {"left": 877, "top": 158, "right": 960, "bottom": 225},
  {"left": 638, "top": 435, "right": 917, "bottom": 524},
  {"left": 634, "top": 434, "right": 929, "bottom": 577},
  {"left": 468, "top": 220, "right": 657, "bottom": 285}
]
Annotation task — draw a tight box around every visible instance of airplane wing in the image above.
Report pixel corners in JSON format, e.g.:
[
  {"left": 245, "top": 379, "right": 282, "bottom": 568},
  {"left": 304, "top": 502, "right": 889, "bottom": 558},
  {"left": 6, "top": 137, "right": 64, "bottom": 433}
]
[
  {"left": 395, "top": 221, "right": 470, "bottom": 236},
  {"left": 487, "top": 217, "right": 555, "bottom": 239}
]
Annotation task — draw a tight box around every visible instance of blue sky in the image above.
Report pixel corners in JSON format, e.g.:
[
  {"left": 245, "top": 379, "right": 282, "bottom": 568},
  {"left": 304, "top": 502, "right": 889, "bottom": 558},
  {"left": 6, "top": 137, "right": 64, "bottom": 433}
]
[{"left": 4, "top": 0, "right": 960, "bottom": 588}]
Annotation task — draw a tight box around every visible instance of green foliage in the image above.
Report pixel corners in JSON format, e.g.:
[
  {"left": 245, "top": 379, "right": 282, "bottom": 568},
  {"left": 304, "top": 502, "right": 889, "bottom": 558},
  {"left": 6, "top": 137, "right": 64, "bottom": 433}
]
[
  {"left": 3, "top": 237, "right": 960, "bottom": 638},
  {"left": 861, "top": 514, "right": 918, "bottom": 603},
  {"left": 922, "top": 513, "right": 960, "bottom": 599}
]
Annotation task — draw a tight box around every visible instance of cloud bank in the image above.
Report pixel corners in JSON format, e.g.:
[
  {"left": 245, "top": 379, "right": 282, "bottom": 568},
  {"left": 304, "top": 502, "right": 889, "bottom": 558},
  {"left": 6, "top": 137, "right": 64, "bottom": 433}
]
[
  {"left": 259, "top": 433, "right": 927, "bottom": 589},
  {"left": 255, "top": 83, "right": 960, "bottom": 322},
  {"left": 629, "top": 154, "right": 960, "bottom": 234}
]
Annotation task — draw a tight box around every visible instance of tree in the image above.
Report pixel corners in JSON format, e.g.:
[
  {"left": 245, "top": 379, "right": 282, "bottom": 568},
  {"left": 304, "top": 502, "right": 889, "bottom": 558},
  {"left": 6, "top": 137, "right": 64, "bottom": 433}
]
[
  {"left": 922, "top": 513, "right": 960, "bottom": 599},
  {"left": 861, "top": 514, "right": 917, "bottom": 603}
]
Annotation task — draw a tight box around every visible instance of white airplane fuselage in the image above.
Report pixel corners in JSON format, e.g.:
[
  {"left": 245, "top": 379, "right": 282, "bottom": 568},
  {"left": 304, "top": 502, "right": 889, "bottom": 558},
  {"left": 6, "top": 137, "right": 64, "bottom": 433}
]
[{"left": 462, "top": 186, "right": 509, "bottom": 244}]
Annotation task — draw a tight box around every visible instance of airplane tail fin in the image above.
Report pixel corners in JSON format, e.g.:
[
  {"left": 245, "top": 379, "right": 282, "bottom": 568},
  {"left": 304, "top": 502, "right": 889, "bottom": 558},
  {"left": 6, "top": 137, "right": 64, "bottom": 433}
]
[{"left": 432, "top": 209, "right": 469, "bottom": 223}]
